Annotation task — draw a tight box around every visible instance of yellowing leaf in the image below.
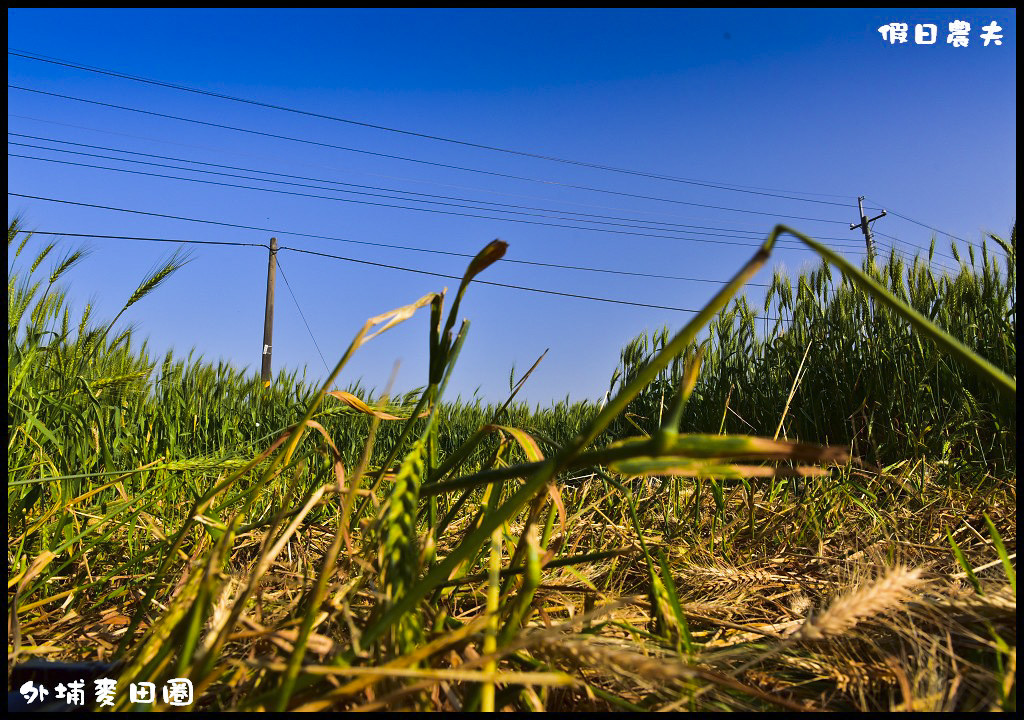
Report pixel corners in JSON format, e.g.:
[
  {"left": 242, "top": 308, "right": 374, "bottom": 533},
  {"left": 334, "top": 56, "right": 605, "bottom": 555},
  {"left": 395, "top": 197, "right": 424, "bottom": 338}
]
[
  {"left": 326, "top": 391, "right": 427, "bottom": 421},
  {"left": 484, "top": 424, "right": 544, "bottom": 462}
]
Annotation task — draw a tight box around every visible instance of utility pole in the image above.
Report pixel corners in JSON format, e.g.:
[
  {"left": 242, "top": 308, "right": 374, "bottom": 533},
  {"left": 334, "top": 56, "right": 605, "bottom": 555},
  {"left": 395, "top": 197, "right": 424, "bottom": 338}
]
[
  {"left": 851, "top": 196, "right": 887, "bottom": 259},
  {"left": 261, "top": 237, "right": 278, "bottom": 383}
]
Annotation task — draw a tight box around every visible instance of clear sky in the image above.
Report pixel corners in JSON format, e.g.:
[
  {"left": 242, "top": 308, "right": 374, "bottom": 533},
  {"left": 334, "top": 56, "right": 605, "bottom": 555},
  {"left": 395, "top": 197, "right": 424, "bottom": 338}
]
[{"left": 7, "top": 9, "right": 1017, "bottom": 404}]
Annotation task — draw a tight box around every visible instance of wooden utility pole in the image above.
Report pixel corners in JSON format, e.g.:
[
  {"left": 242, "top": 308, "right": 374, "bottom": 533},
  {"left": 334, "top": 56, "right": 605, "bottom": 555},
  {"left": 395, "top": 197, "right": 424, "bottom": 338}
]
[
  {"left": 261, "top": 237, "right": 278, "bottom": 383},
  {"left": 851, "top": 196, "right": 887, "bottom": 258}
]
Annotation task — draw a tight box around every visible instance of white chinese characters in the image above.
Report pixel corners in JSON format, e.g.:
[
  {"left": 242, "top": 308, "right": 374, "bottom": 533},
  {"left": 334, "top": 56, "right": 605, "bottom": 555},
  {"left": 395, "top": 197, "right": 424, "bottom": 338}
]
[
  {"left": 130, "top": 681, "right": 158, "bottom": 704},
  {"left": 54, "top": 679, "right": 87, "bottom": 706},
  {"left": 95, "top": 678, "right": 118, "bottom": 708},
  {"left": 947, "top": 20, "right": 971, "bottom": 47},
  {"left": 980, "top": 22, "right": 1004, "bottom": 46},
  {"left": 162, "top": 678, "right": 195, "bottom": 707},
  {"left": 19, "top": 680, "right": 49, "bottom": 705},
  {"left": 17, "top": 677, "right": 194, "bottom": 707},
  {"left": 915, "top": 24, "right": 937, "bottom": 45},
  {"left": 878, "top": 23, "right": 909, "bottom": 44},
  {"left": 878, "top": 19, "right": 1006, "bottom": 47}
]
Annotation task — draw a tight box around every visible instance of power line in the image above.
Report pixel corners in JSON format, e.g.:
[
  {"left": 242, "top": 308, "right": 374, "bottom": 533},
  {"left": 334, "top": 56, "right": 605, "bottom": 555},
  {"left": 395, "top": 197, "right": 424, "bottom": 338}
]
[
  {"left": 8, "top": 84, "right": 864, "bottom": 226},
  {"left": 861, "top": 198, "right": 1012, "bottom": 269},
  {"left": 8, "top": 112, "right": 865, "bottom": 229},
  {"left": 7, "top": 71, "right": 973, "bottom": 263},
  {"left": 10, "top": 193, "right": 959, "bottom": 290},
  {"left": 6, "top": 128, "right": 950, "bottom": 262},
  {"left": 9, "top": 226, "right": 979, "bottom": 331},
  {"left": 8, "top": 225, "right": 785, "bottom": 320},
  {"left": 871, "top": 229, "right": 954, "bottom": 266},
  {"left": 279, "top": 244, "right": 784, "bottom": 317},
  {"left": 9, "top": 230, "right": 267, "bottom": 250},
  {"left": 275, "top": 254, "right": 330, "bottom": 373},
  {"left": 9, "top": 149, "right": 930, "bottom": 264},
  {"left": 13, "top": 151, "right": 854, "bottom": 251},
  {"left": 10, "top": 132, "right": 866, "bottom": 244},
  {"left": 9, "top": 48, "right": 865, "bottom": 206},
  {"left": 863, "top": 197, "right": 971, "bottom": 244},
  {"left": 6, "top": 229, "right": 777, "bottom": 288},
  {"left": 859, "top": 228, "right": 959, "bottom": 270},
  {"left": 10, "top": 139, "right": 863, "bottom": 247},
  {"left": 858, "top": 226, "right": 959, "bottom": 270}
]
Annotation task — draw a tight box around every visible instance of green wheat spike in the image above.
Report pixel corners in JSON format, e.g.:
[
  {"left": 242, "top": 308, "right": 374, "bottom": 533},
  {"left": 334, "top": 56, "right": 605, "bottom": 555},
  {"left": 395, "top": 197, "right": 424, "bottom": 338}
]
[{"left": 375, "top": 438, "right": 428, "bottom": 655}]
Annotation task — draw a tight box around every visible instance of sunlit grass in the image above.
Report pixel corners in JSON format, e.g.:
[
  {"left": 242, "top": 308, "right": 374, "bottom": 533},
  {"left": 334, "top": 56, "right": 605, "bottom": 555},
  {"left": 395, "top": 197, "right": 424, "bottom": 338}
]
[{"left": 7, "top": 217, "right": 1016, "bottom": 711}]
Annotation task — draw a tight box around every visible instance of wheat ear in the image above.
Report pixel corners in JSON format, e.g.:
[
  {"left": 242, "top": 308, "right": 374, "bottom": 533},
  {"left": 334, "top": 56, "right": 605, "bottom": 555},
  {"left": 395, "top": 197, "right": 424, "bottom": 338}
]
[{"left": 796, "top": 566, "right": 924, "bottom": 641}]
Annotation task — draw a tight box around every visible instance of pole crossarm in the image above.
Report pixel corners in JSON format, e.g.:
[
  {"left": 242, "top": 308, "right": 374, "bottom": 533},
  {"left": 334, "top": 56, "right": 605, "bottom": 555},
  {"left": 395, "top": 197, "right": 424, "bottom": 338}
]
[{"left": 851, "top": 196, "right": 886, "bottom": 257}]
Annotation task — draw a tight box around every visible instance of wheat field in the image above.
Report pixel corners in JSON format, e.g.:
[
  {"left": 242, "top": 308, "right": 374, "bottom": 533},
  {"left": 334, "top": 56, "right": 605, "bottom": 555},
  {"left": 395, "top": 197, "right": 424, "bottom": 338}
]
[{"left": 7, "top": 217, "right": 1016, "bottom": 711}]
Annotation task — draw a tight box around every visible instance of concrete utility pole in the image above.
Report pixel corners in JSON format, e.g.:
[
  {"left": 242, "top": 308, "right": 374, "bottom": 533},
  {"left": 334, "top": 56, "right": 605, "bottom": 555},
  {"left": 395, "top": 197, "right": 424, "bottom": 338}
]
[
  {"left": 261, "top": 237, "right": 278, "bottom": 383},
  {"left": 851, "top": 196, "right": 887, "bottom": 259}
]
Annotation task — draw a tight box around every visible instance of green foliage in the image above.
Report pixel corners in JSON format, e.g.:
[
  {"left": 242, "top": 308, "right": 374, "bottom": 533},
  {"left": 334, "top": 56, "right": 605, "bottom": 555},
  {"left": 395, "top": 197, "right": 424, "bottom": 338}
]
[
  {"left": 8, "top": 218, "right": 1016, "bottom": 712},
  {"left": 611, "top": 230, "right": 1016, "bottom": 473}
]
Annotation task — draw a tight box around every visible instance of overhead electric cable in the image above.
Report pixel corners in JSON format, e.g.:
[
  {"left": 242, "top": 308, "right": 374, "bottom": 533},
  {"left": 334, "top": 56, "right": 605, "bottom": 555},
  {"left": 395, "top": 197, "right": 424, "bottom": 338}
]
[
  {"left": 10, "top": 141, "right": 857, "bottom": 245},
  {"left": 10, "top": 192, "right": 959, "bottom": 286},
  {"left": 864, "top": 197, "right": 971, "bottom": 245},
  {"left": 9, "top": 63, "right": 973, "bottom": 262},
  {"left": 275, "top": 255, "right": 331, "bottom": 373},
  {"left": 10, "top": 132, "right": 865, "bottom": 243},
  {"left": 8, "top": 226, "right": 785, "bottom": 320},
  {"left": 14, "top": 139, "right": 942, "bottom": 260},
  {"left": 9, "top": 48, "right": 864, "bottom": 205},
  {"left": 11, "top": 152, "right": 848, "bottom": 250},
  {"left": 8, "top": 84, "right": 862, "bottom": 226},
  {"left": 8, "top": 113, "right": 862, "bottom": 227},
  {"left": 18, "top": 135, "right": 948, "bottom": 262},
  {"left": 11, "top": 231, "right": 267, "bottom": 249},
  {"left": 277, "top": 245, "right": 787, "bottom": 319},
  {"left": 14, "top": 113, "right": 967, "bottom": 266},
  {"left": 10, "top": 142, "right": 870, "bottom": 253},
  {"left": 7, "top": 230, "right": 774, "bottom": 287},
  {"left": 871, "top": 228, "right": 964, "bottom": 269}
]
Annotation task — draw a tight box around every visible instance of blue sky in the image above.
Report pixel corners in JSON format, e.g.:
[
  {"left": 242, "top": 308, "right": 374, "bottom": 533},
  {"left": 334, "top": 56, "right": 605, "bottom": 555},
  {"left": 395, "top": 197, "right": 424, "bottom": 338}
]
[{"left": 7, "top": 9, "right": 1017, "bottom": 404}]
